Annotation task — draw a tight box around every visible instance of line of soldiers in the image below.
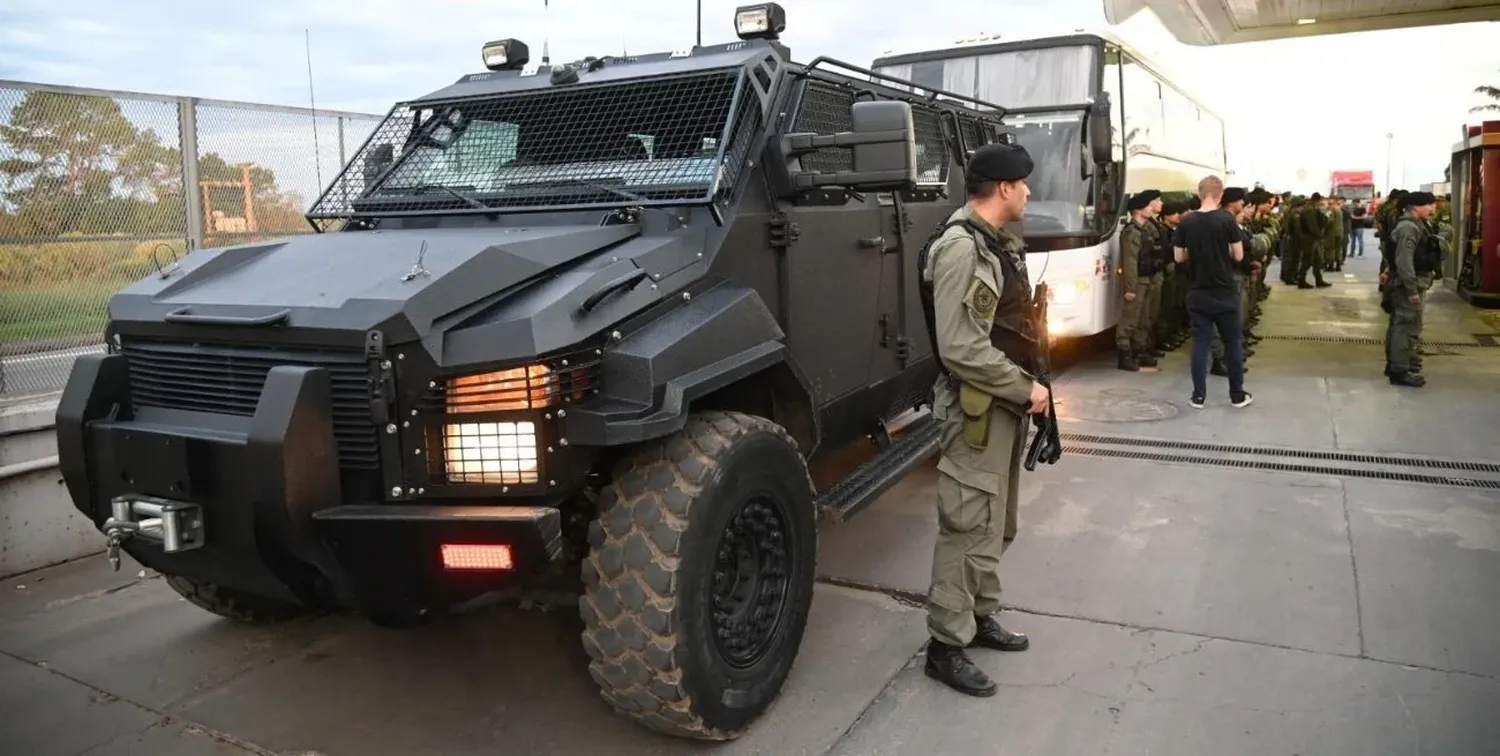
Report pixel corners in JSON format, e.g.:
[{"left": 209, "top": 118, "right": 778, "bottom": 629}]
[
  {"left": 1116, "top": 187, "right": 1278, "bottom": 375},
  {"left": 1275, "top": 193, "right": 1352, "bottom": 289}
]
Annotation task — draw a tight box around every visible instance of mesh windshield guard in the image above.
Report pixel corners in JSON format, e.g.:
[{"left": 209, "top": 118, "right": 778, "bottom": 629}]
[{"left": 306, "top": 68, "right": 758, "bottom": 229}]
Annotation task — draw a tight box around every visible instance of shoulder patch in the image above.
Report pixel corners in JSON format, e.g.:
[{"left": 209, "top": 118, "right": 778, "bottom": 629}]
[{"left": 972, "top": 284, "right": 997, "bottom": 313}]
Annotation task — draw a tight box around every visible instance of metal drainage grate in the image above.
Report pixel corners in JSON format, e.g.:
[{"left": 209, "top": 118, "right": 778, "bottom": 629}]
[
  {"left": 1059, "top": 433, "right": 1500, "bottom": 474},
  {"left": 1060, "top": 445, "right": 1500, "bottom": 490},
  {"left": 1258, "top": 335, "right": 1499, "bottom": 348}
]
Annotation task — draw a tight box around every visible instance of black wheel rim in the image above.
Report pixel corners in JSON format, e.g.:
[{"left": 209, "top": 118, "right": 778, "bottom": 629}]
[{"left": 710, "top": 492, "right": 792, "bottom": 670}]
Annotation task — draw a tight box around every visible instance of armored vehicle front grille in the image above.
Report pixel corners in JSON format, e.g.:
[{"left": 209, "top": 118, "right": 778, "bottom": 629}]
[{"left": 119, "top": 339, "right": 379, "bottom": 470}]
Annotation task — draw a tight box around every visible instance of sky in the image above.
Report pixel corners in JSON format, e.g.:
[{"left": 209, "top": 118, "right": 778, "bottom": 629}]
[{"left": 1, "top": 0, "right": 1497, "bottom": 195}]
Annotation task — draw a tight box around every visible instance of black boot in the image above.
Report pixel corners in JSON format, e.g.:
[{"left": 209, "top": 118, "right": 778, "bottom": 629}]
[
  {"left": 925, "top": 640, "right": 998, "bottom": 697},
  {"left": 1137, "top": 350, "right": 1159, "bottom": 368},
  {"left": 1389, "top": 371, "right": 1426, "bottom": 387},
  {"left": 972, "top": 614, "right": 1030, "bottom": 652},
  {"left": 1117, "top": 349, "right": 1139, "bottom": 372}
]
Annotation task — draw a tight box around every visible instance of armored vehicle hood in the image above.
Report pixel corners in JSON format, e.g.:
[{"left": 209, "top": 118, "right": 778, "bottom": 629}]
[{"left": 109, "top": 224, "right": 641, "bottom": 351}]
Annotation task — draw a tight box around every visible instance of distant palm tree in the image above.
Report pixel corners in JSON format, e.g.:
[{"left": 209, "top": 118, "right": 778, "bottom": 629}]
[{"left": 1472, "top": 70, "right": 1500, "bottom": 113}]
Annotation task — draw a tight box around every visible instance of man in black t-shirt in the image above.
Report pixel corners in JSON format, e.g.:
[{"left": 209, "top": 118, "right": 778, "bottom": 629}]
[{"left": 1171, "top": 175, "right": 1253, "bottom": 409}]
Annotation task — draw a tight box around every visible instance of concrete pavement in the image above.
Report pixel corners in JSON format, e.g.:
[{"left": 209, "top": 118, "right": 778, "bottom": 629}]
[{"left": 2, "top": 252, "right": 1497, "bottom": 755}]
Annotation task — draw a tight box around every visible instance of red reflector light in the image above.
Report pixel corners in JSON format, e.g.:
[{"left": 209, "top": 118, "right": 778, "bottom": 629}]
[{"left": 440, "top": 544, "right": 514, "bottom": 571}]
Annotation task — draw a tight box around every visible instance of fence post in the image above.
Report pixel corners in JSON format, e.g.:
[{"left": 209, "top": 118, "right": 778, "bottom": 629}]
[
  {"left": 337, "top": 116, "right": 347, "bottom": 172},
  {"left": 179, "top": 97, "right": 205, "bottom": 250}
]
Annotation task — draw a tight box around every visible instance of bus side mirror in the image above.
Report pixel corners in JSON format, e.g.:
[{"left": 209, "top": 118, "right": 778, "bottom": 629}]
[{"left": 1088, "top": 94, "right": 1113, "bottom": 166}]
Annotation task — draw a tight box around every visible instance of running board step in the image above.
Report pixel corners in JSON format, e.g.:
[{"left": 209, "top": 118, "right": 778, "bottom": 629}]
[{"left": 817, "top": 413, "right": 940, "bottom": 523}]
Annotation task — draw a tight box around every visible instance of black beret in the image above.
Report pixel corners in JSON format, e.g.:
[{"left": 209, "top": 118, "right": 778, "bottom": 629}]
[
  {"left": 1160, "top": 200, "right": 1188, "bottom": 216},
  {"left": 1404, "top": 191, "right": 1437, "bottom": 207},
  {"left": 1308, "top": 192, "right": 1323, "bottom": 201},
  {"left": 1222, "top": 186, "right": 1247, "bottom": 204},
  {"left": 966, "top": 143, "right": 1034, "bottom": 183},
  {"left": 1248, "top": 189, "right": 1272, "bottom": 205},
  {"left": 1126, "top": 189, "right": 1161, "bottom": 211},
  {"left": 1186, "top": 196, "right": 1202, "bottom": 211}
]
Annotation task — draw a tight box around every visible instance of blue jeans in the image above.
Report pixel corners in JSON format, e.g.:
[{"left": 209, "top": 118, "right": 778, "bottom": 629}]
[
  {"left": 1188, "top": 294, "right": 1246, "bottom": 400},
  {"left": 1348, "top": 227, "right": 1365, "bottom": 256}
]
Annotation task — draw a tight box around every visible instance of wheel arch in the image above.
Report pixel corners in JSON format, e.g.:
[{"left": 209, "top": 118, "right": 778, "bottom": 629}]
[{"left": 561, "top": 284, "right": 818, "bottom": 453}]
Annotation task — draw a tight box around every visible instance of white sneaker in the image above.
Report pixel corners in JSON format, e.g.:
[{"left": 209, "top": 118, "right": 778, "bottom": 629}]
[{"left": 1231, "top": 392, "right": 1254, "bottom": 408}]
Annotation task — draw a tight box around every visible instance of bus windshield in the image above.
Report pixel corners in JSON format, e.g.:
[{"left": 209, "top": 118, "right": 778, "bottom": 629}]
[
  {"left": 1005, "top": 110, "right": 1089, "bottom": 234},
  {"left": 877, "top": 44, "right": 1096, "bottom": 110},
  {"left": 874, "top": 44, "right": 1097, "bottom": 234}
]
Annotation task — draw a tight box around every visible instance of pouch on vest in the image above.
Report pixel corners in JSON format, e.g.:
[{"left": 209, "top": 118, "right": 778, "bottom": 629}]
[{"left": 958, "top": 382, "right": 994, "bottom": 451}]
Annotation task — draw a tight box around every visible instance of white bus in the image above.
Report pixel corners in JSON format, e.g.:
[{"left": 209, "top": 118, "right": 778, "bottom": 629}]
[{"left": 872, "top": 31, "right": 1229, "bottom": 338}]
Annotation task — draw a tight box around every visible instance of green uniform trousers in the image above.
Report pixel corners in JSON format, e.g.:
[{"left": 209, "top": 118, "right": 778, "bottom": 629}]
[
  {"left": 1143, "top": 271, "right": 1165, "bottom": 348},
  {"left": 926, "top": 382, "right": 1025, "bottom": 648},
  {"left": 1385, "top": 277, "right": 1431, "bottom": 373},
  {"left": 1116, "top": 278, "right": 1157, "bottom": 352},
  {"left": 1281, "top": 244, "right": 1301, "bottom": 284},
  {"left": 1298, "top": 242, "right": 1326, "bottom": 283},
  {"left": 1156, "top": 268, "right": 1183, "bottom": 344}
]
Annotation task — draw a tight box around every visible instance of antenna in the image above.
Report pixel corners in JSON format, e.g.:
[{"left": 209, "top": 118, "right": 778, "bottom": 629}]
[
  {"left": 304, "top": 28, "right": 323, "bottom": 189},
  {"left": 542, "top": 0, "right": 551, "bottom": 64},
  {"left": 695, "top": 0, "right": 703, "bottom": 48}
]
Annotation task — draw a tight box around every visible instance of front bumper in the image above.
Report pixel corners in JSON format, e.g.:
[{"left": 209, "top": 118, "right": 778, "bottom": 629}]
[{"left": 55, "top": 353, "right": 565, "bottom": 614}]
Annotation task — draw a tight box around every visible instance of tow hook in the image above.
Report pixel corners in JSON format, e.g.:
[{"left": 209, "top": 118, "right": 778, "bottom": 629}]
[{"left": 103, "top": 495, "right": 206, "bottom": 571}]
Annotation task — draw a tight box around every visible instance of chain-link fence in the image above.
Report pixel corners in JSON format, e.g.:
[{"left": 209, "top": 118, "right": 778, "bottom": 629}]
[{"left": 0, "top": 80, "right": 381, "bottom": 403}]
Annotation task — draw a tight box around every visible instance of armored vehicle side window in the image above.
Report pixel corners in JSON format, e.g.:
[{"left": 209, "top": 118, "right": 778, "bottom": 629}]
[{"left": 793, "top": 79, "right": 949, "bottom": 186}]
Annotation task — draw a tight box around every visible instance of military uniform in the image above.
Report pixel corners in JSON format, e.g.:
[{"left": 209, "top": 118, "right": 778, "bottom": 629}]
[
  {"left": 1296, "top": 193, "right": 1331, "bottom": 287},
  {"left": 1384, "top": 192, "right": 1442, "bottom": 387},
  {"left": 1116, "top": 189, "right": 1163, "bottom": 371},
  {"left": 919, "top": 143, "right": 1038, "bottom": 699},
  {"left": 1280, "top": 196, "right": 1305, "bottom": 285},
  {"left": 1322, "top": 202, "right": 1344, "bottom": 273},
  {"left": 1153, "top": 203, "right": 1189, "bottom": 350},
  {"left": 1376, "top": 189, "right": 1407, "bottom": 276}
]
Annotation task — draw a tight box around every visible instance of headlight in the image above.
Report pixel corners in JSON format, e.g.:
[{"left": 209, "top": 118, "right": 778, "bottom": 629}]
[
  {"left": 430, "top": 359, "right": 598, "bottom": 487},
  {"left": 447, "top": 365, "right": 557, "bottom": 413},
  {"left": 1047, "top": 279, "right": 1090, "bottom": 306},
  {"left": 440, "top": 420, "right": 539, "bottom": 485},
  {"left": 444, "top": 363, "right": 595, "bottom": 414}
]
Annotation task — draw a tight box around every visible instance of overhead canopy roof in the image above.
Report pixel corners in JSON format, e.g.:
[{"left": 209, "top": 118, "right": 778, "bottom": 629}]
[{"left": 1103, "top": 0, "right": 1500, "bottom": 45}]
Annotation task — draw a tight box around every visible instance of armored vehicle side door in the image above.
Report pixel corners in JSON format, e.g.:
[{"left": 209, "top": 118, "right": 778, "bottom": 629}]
[{"left": 779, "top": 79, "right": 886, "bottom": 412}]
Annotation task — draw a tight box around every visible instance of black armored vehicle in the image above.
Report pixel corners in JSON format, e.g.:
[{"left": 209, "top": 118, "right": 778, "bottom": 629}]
[{"left": 56, "top": 3, "right": 1020, "bottom": 740}]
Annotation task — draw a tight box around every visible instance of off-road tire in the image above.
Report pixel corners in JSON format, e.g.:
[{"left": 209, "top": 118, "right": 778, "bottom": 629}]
[
  {"left": 579, "top": 411, "right": 817, "bottom": 740},
  {"left": 164, "top": 575, "right": 313, "bottom": 624}
]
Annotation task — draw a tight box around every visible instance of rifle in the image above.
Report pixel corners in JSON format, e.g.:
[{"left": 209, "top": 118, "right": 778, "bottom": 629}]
[{"left": 1023, "top": 281, "right": 1062, "bottom": 471}]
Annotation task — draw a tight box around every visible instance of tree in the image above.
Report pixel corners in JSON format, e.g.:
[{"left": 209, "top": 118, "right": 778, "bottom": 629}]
[
  {"left": 0, "top": 89, "right": 303, "bottom": 239},
  {"left": 1472, "top": 69, "right": 1500, "bottom": 114}
]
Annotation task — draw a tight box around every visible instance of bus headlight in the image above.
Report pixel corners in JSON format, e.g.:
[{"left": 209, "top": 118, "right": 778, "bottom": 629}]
[{"left": 1046, "top": 278, "right": 1090, "bottom": 306}]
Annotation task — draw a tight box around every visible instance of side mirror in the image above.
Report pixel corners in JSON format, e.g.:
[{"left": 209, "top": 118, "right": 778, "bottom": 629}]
[
  {"left": 1088, "top": 93, "right": 1113, "bottom": 166},
  {"left": 848, "top": 100, "right": 918, "bottom": 189},
  {"left": 763, "top": 99, "right": 917, "bottom": 197}
]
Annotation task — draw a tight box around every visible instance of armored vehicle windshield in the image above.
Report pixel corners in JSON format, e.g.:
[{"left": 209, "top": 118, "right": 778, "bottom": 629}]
[{"left": 307, "top": 49, "right": 770, "bottom": 228}]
